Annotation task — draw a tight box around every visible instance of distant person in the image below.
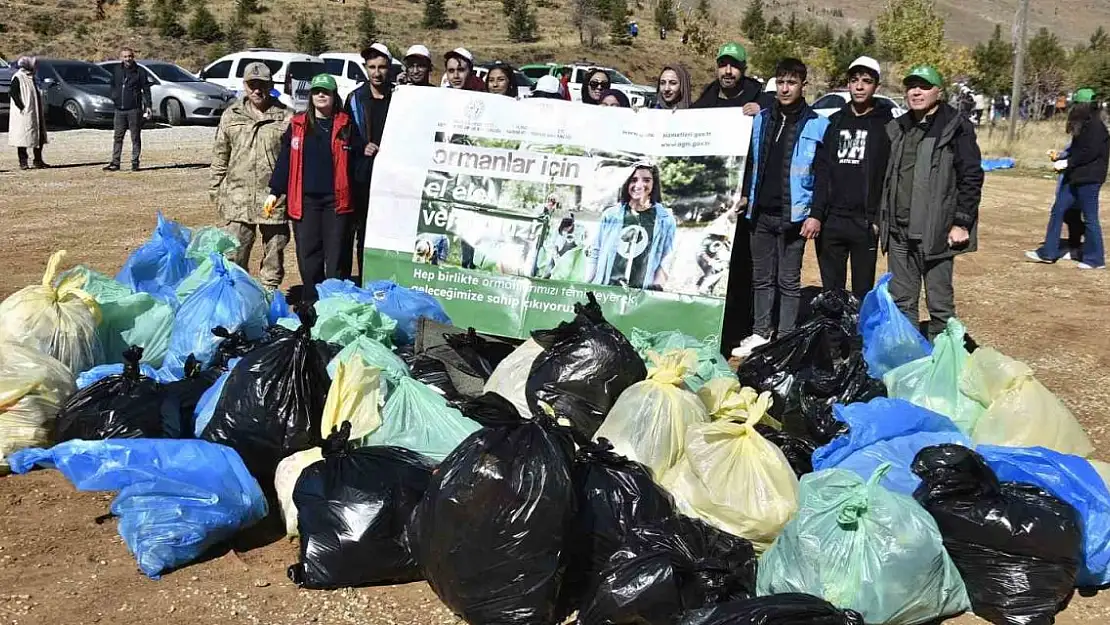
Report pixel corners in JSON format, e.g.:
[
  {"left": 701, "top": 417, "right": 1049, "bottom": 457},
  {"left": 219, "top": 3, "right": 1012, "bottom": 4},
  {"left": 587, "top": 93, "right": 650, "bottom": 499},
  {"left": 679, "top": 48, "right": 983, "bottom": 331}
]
[
  {"left": 733, "top": 58, "right": 829, "bottom": 358},
  {"left": 558, "top": 67, "right": 573, "bottom": 100},
  {"left": 660, "top": 26, "right": 667, "bottom": 40},
  {"left": 104, "top": 47, "right": 152, "bottom": 171},
  {"left": 1026, "top": 88, "right": 1107, "bottom": 270},
  {"left": 655, "top": 63, "right": 692, "bottom": 110},
  {"left": 530, "top": 75, "right": 565, "bottom": 100},
  {"left": 443, "top": 48, "right": 486, "bottom": 91},
  {"left": 580, "top": 68, "right": 611, "bottom": 105},
  {"left": 692, "top": 42, "right": 770, "bottom": 114},
  {"left": 485, "top": 62, "right": 519, "bottom": 98},
  {"left": 881, "top": 65, "right": 983, "bottom": 338},
  {"left": 210, "top": 61, "right": 292, "bottom": 292},
  {"left": 8, "top": 56, "right": 48, "bottom": 170},
  {"left": 587, "top": 164, "right": 676, "bottom": 290},
  {"left": 345, "top": 43, "right": 393, "bottom": 280},
  {"left": 401, "top": 44, "right": 433, "bottom": 87},
  {"left": 269, "top": 74, "right": 364, "bottom": 302},
  {"left": 811, "top": 56, "right": 893, "bottom": 300},
  {"left": 598, "top": 89, "right": 631, "bottom": 108}
]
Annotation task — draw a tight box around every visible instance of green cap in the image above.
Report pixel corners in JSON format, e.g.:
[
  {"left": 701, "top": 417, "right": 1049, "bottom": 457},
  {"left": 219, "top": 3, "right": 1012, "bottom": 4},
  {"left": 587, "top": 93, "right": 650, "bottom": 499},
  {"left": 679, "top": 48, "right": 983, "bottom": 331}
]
[
  {"left": 717, "top": 42, "right": 747, "bottom": 63},
  {"left": 1074, "top": 88, "right": 1096, "bottom": 103},
  {"left": 309, "top": 73, "right": 338, "bottom": 92},
  {"left": 903, "top": 65, "right": 943, "bottom": 88}
]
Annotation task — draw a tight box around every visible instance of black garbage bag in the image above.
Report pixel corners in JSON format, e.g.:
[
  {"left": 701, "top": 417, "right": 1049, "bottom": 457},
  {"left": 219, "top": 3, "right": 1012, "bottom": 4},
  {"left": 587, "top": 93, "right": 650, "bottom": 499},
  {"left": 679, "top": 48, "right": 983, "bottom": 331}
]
[
  {"left": 579, "top": 515, "right": 757, "bottom": 625},
  {"left": 679, "top": 594, "right": 864, "bottom": 625},
  {"left": 561, "top": 439, "right": 676, "bottom": 612},
  {"left": 159, "top": 355, "right": 221, "bottom": 439},
  {"left": 792, "top": 351, "right": 885, "bottom": 444},
  {"left": 526, "top": 293, "right": 647, "bottom": 444},
  {"left": 407, "top": 354, "right": 464, "bottom": 402},
  {"left": 754, "top": 424, "right": 816, "bottom": 478},
  {"left": 805, "top": 289, "right": 861, "bottom": 335},
  {"left": 411, "top": 414, "right": 577, "bottom": 625},
  {"left": 55, "top": 346, "right": 165, "bottom": 441},
  {"left": 456, "top": 392, "right": 525, "bottom": 427},
  {"left": 288, "top": 422, "right": 435, "bottom": 589},
  {"left": 414, "top": 319, "right": 520, "bottom": 399},
  {"left": 201, "top": 324, "right": 329, "bottom": 492},
  {"left": 912, "top": 444, "right": 1081, "bottom": 625},
  {"left": 210, "top": 326, "right": 270, "bottom": 369}
]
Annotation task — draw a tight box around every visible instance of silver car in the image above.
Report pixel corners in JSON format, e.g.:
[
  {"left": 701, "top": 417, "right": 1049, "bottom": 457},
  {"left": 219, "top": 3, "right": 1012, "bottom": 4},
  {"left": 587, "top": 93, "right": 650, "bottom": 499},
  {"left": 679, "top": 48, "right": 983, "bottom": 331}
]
[
  {"left": 99, "top": 59, "right": 235, "bottom": 125},
  {"left": 0, "top": 55, "right": 13, "bottom": 118},
  {"left": 35, "top": 59, "right": 117, "bottom": 127}
]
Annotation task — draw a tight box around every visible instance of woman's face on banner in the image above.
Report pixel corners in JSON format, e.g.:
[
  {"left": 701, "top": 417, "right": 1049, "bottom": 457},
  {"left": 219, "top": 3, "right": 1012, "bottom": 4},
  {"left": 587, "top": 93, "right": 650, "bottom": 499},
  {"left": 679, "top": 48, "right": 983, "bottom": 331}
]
[
  {"left": 658, "top": 69, "right": 682, "bottom": 105},
  {"left": 628, "top": 168, "right": 654, "bottom": 203}
]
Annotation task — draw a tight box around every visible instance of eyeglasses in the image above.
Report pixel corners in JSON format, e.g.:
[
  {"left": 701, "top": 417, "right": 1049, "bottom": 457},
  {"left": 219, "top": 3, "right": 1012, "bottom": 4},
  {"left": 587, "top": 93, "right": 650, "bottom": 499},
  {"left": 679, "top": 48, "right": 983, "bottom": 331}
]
[{"left": 589, "top": 80, "right": 610, "bottom": 89}]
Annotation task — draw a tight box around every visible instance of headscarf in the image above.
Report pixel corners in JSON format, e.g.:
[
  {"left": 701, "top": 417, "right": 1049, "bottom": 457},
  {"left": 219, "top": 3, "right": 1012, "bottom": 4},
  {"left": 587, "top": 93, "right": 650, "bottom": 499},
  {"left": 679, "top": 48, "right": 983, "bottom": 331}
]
[
  {"left": 655, "top": 63, "right": 692, "bottom": 110},
  {"left": 581, "top": 68, "right": 610, "bottom": 105},
  {"left": 598, "top": 89, "right": 631, "bottom": 108},
  {"left": 17, "top": 56, "right": 36, "bottom": 72}
]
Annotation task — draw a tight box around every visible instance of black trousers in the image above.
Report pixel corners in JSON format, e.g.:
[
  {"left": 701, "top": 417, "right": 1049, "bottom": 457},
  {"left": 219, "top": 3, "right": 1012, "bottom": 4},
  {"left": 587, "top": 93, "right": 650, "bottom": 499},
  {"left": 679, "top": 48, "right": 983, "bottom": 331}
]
[
  {"left": 719, "top": 217, "right": 753, "bottom": 355},
  {"left": 1065, "top": 208, "right": 1085, "bottom": 251},
  {"left": 294, "top": 193, "right": 353, "bottom": 302},
  {"left": 816, "top": 214, "right": 878, "bottom": 300},
  {"left": 350, "top": 183, "right": 370, "bottom": 280},
  {"left": 16, "top": 147, "right": 44, "bottom": 167},
  {"left": 111, "top": 109, "right": 142, "bottom": 167}
]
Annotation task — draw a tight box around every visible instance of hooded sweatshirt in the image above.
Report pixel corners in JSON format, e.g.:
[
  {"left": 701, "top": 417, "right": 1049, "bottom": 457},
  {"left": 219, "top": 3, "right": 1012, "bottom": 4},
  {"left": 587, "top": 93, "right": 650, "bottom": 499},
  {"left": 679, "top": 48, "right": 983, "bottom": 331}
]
[
  {"left": 655, "top": 64, "right": 692, "bottom": 110},
  {"left": 811, "top": 99, "right": 894, "bottom": 224}
]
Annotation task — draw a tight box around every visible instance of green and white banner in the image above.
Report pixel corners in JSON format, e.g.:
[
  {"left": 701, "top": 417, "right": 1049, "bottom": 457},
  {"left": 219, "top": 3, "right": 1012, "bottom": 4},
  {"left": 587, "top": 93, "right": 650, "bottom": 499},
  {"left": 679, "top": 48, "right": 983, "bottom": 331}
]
[{"left": 364, "top": 87, "right": 753, "bottom": 342}]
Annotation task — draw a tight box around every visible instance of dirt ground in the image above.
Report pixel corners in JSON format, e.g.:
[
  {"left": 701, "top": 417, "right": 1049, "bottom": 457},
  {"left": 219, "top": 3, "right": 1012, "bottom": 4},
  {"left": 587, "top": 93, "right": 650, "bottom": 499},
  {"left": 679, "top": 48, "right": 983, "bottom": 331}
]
[{"left": 1, "top": 124, "right": 1109, "bottom": 625}]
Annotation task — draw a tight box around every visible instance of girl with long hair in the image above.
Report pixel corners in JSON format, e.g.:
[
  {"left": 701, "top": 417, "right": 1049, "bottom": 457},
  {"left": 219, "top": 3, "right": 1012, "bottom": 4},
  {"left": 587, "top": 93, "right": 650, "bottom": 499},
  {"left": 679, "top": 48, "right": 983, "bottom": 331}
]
[{"left": 587, "top": 164, "right": 677, "bottom": 289}]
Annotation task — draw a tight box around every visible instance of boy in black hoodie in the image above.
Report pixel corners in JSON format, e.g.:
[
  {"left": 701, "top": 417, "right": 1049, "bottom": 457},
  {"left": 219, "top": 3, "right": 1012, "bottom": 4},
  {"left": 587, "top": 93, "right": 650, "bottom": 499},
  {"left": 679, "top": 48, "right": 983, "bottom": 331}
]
[{"left": 810, "top": 56, "right": 893, "bottom": 300}]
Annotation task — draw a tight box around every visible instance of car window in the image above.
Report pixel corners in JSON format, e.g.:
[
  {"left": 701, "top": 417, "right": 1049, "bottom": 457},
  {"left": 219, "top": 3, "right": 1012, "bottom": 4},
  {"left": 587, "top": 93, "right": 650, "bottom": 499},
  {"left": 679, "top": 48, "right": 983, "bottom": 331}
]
[
  {"left": 606, "top": 70, "right": 633, "bottom": 85},
  {"left": 235, "top": 58, "right": 282, "bottom": 78},
  {"left": 521, "top": 67, "right": 550, "bottom": 80},
  {"left": 514, "top": 72, "right": 533, "bottom": 87},
  {"left": 147, "top": 62, "right": 200, "bottom": 82},
  {"left": 205, "top": 60, "right": 232, "bottom": 79},
  {"left": 814, "top": 94, "right": 847, "bottom": 109},
  {"left": 36, "top": 64, "right": 59, "bottom": 80},
  {"left": 347, "top": 61, "right": 366, "bottom": 82},
  {"left": 323, "top": 58, "right": 344, "bottom": 76},
  {"left": 53, "top": 62, "right": 112, "bottom": 85},
  {"left": 287, "top": 61, "right": 326, "bottom": 81}
]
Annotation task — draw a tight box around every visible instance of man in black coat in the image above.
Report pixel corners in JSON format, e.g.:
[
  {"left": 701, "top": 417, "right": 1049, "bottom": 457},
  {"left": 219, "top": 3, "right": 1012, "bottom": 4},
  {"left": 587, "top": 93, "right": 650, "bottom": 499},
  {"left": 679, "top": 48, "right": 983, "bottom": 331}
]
[{"left": 105, "top": 47, "right": 152, "bottom": 172}]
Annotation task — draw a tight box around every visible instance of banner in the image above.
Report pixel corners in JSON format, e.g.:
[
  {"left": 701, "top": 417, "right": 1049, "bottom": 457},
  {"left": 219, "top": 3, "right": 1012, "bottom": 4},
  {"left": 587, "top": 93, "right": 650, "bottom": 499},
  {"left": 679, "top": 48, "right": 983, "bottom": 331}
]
[{"left": 364, "top": 87, "right": 753, "bottom": 342}]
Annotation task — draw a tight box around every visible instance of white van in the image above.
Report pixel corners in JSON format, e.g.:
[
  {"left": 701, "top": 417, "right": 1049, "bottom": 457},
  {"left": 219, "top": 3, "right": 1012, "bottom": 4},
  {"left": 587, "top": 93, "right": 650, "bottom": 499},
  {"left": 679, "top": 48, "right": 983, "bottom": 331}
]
[
  {"left": 320, "top": 52, "right": 404, "bottom": 102},
  {"left": 199, "top": 49, "right": 326, "bottom": 111}
]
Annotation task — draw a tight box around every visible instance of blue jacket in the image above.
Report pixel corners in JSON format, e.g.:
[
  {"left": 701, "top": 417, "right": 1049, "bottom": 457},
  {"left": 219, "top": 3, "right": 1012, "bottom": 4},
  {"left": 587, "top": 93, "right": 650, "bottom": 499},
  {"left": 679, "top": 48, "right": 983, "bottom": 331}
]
[
  {"left": 745, "top": 103, "right": 829, "bottom": 222},
  {"left": 587, "top": 203, "right": 677, "bottom": 289}
]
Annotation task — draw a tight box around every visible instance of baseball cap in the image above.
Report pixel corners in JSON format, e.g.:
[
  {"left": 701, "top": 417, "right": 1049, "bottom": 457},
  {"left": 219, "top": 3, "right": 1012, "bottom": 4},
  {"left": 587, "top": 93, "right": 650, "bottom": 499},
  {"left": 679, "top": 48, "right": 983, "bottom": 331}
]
[
  {"left": 1074, "top": 88, "right": 1096, "bottom": 103},
  {"left": 716, "top": 42, "right": 747, "bottom": 63},
  {"left": 444, "top": 47, "right": 474, "bottom": 65},
  {"left": 363, "top": 42, "right": 393, "bottom": 63},
  {"left": 309, "top": 73, "right": 338, "bottom": 92},
  {"left": 242, "top": 61, "right": 272, "bottom": 82},
  {"left": 404, "top": 44, "right": 431, "bottom": 62},
  {"left": 535, "top": 74, "right": 561, "bottom": 94},
  {"left": 848, "top": 56, "right": 881, "bottom": 78},
  {"left": 903, "top": 65, "right": 943, "bottom": 89}
]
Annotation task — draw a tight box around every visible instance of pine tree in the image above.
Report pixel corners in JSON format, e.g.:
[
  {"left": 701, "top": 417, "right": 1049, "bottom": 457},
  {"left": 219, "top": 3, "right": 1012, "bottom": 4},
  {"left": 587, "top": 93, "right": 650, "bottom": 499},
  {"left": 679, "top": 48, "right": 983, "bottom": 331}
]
[
  {"left": 765, "top": 15, "right": 783, "bottom": 36},
  {"left": 503, "top": 0, "right": 516, "bottom": 16},
  {"left": 155, "top": 0, "right": 186, "bottom": 38},
  {"left": 224, "top": 16, "right": 246, "bottom": 52},
  {"left": 972, "top": 24, "right": 1012, "bottom": 97},
  {"left": 507, "top": 0, "right": 538, "bottom": 42},
  {"left": 234, "top": 0, "right": 259, "bottom": 26},
  {"left": 306, "top": 18, "right": 329, "bottom": 55},
  {"left": 294, "top": 15, "right": 312, "bottom": 51},
  {"left": 252, "top": 21, "right": 272, "bottom": 47},
  {"left": 125, "top": 0, "right": 145, "bottom": 27},
  {"left": 188, "top": 2, "right": 223, "bottom": 43},
  {"left": 860, "top": 23, "right": 877, "bottom": 52},
  {"left": 423, "top": 0, "right": 453, "bottom": 29},
  {"left": 653, "top": 0, "right": 677, "bottom": 31},
  {"left": 601, "top": 0, "right": 630, "bottom": 44},
  {"left": 356, "top": 2, "right": 378, "bottom": 49},
  {"left": 1090, "top": 26, "right": 1110, "bottom": 52},
  {"left": 740, "top": 0, "right": 765, "bottom": 41}
]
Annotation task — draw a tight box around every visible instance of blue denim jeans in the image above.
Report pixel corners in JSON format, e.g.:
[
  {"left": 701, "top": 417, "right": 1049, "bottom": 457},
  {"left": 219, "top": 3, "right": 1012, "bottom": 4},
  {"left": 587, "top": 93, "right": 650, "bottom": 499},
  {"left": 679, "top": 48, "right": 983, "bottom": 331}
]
[{"left": 1038, "top": 181, "right": 1105, "bottom": 267}]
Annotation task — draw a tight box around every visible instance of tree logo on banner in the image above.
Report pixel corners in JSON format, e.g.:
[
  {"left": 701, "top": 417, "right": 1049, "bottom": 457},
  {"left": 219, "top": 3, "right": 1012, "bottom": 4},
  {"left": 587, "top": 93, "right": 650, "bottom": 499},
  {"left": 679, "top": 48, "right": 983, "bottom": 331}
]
[
  {"left": 465, "top": 99, "right": 485, "bottom": 124},
  {"left": 618, "top": 224, "right": 650, "bottom": 260}
]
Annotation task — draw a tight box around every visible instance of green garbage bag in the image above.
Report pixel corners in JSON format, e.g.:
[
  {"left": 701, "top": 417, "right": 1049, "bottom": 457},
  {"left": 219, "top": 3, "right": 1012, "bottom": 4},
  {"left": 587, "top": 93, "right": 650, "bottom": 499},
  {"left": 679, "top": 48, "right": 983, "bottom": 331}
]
[
  {"left": 327, "top": 335, "right": 410, "bottom": 397},
  {"left": 58, "top": 266, "right": 174, "bottom": 367},
  {"left": 365, "top": 377, "right": 481, "bottom": 462},
  {"left": 313, "top": 297, "right": 397, "bottom": 348},
  {"left": 549, "top": 247, "right": 589, "bottom": 282},
  {"left": 185, "top": 226, "right": 240, "bottom": 264},
  {"left": 757, "top": 464, "right": 970, "bottom": 625},
  {"left": 628, "top": 328, "right": 733, "bottom": 392},
  {"left": 883, "top": 318, "right": 984, "bottom": 434},
  {"left": 175, "top": 256, "right": 217, "bottom": 303}
]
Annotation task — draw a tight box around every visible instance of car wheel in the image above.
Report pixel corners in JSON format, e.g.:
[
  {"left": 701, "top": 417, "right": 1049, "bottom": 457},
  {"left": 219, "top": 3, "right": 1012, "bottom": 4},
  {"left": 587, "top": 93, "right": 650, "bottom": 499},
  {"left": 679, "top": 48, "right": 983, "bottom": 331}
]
[
  {"left": 63, "top": 99, "right": 85, "bottom": 128},
  {"left": 165, "top": 98, "right": 185, "bottom": 126}
]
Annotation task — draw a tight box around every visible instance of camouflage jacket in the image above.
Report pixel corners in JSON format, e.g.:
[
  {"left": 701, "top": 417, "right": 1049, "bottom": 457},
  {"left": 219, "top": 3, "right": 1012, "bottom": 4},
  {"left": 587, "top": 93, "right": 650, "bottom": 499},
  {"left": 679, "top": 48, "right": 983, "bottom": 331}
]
[{"left": 210, "top": 98, "right": 292, "bottom": 225}]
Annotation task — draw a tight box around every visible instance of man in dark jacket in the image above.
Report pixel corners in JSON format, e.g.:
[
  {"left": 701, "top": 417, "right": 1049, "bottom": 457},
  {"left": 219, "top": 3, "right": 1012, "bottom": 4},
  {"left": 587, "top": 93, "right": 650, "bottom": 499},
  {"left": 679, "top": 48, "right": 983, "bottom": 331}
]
[
  {"left": 810, "top": 56, "right": 893, "bottom": 300},
  {"left": 344, "top": 42, "right": 393, "bottom": 279},
  {"left": 692, "top": 42, "right": 772, "bottom": 112},
  {"left": 881, "top": 65, "right": 984, "bottom": 339},
  {"left": 104, "top": 47, "right": 152, "bottom": 172}
]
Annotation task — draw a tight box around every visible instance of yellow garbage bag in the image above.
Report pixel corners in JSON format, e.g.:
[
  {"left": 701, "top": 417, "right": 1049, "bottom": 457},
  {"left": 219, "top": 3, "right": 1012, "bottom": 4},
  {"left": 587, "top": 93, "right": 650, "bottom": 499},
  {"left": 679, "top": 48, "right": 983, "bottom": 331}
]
[
  {"left": 962, "top": 347, "right": 1093, "bottom": 458},
  {"left": 0, "top": 251, "right": 103, "bottom": 373},
  {"left": 275, "top": 357, "right": 382, "bottom": 536},
  {"left": 593, "top": 349, "right": 709, "bottom": 477},
  {"left": 661, "top": 391, "right": 799, "bottom": 552},
  {"left": 0, "top": 342, "right": 76, "bottom": 474},
  {"left": 697, "top": 377, "right": 782, "bottom": 428}
]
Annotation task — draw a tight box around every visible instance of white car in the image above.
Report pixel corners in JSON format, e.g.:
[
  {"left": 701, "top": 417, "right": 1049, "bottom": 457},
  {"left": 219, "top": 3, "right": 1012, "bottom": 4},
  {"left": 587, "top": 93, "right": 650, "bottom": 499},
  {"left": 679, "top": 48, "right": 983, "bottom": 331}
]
[
  {"left": 520, "top": 62, "right": 654, "bottom": 107},
  {"left": 813, "top": 91, "right": 906, "bottom": 118},
  {"left": 320, "top": 52, "right": 404, "bottom": 102},
  {"left": 198, "top": 49, "right": 326, "bottom": 111}
]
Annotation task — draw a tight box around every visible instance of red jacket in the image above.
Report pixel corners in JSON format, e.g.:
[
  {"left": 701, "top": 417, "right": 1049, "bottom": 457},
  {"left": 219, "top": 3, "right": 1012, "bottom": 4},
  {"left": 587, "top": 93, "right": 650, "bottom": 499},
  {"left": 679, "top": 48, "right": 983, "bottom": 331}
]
[{"left": 286, "top": 110, "right": 354, "bottom": 220}]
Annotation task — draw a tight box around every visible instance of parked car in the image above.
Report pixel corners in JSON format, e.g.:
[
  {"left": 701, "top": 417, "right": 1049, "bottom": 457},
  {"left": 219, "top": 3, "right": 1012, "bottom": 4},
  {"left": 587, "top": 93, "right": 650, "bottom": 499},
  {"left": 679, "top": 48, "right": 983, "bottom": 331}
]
[
  {"left": 33, "top": 59, "right": 116, "bottom": 127},
  {"left": 98, "top": 60, "right": 234, "bottom": 125},
  {"left": 199, "top": 49, "right": 326, "bottom": 111},
  {"left": 813, "top": 91, "right": 906, "bottom": 118},
  {"left": 0, "top": 55, "right": 13, "bottom": 118},
  {"left": 319, "top": 52, "right": 403, "bottom": 102},
  {"left": 472, "top": 62, "right": 535, "bottom": 98},
  {"left": 519, "top": 62, "right": 653, "bottom": 107}
]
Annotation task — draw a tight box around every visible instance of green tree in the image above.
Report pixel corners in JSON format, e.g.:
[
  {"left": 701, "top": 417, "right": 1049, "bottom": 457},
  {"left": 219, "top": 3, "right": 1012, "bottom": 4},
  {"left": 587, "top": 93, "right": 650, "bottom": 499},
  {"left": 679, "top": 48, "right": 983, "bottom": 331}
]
[
  {"left": 599, "top": 0, "right": 630, "bottom": 44},
  {"left": 124, "top": 0, "right": 145, "bottom": 27},
  {"left": 875, "top": 0, "right": 945, "bottom": 65},
  {"left": 765, "top": 15, "right": 784, "bottom": 36},
  {"left": 1090, "top": 26, "right": 1109, "bottom": 52},
  {"left": 809, "top": 22, "right": 834, "bottom": 48},
  {"left": 750, "top": 33, "right": 801, "bottom": 76},
  {"left": 252, "top": 21, "right": 272, "bottom": 47},
  {"left": 740, "top": 0, "right": 765, "bottom": 41},
  {"left": 696, "top": 0, "right": 710, "bottom": 19},
  {"left": 653, "top": 0, "right": 677, "bottom": 32},
  {"left": 972, "top": 24, "right": 1012, "bottom": 97},
  {"left": 1071, "top": 49, "right": 1110, "bottom": 98},
  {"left": 188, "top": 2, "right": 223, "bottom": 43},
  {"left": 224, "top": 16, "right": 246, "bottom": 53},
  {"left": 507, "top": 0, "right": 539, "bottom": 42},
  {"left": 307, "top": 18, "right": 329, "bottom": 54},
  {"left": 234, "top": 0, "right": 259, "bottom": 23},
  {"left": 154, "top": 0, "right": 186, "bottom": 38},
  {"left": 423, "top": 0, "right": 454, "bottom": 29},
  {"left": 860, "top": 23, "right": 877, "bottom": 52},
  {"left": 825, "top": 29, "right": 865, "bottom": 87},
  {"left": 356, "top": 2, "right": 378, "bottom": 49},
  {"left": 1025, "top": 27, "right": 1067, "bottom": 118}
]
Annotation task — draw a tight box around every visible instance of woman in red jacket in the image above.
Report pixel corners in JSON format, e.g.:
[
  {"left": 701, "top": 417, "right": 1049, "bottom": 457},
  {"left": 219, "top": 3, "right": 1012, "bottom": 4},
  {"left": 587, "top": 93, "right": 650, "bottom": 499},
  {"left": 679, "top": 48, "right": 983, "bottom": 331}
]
[{"left": 268, "top": 73, "right": 364, "bottom": 302}]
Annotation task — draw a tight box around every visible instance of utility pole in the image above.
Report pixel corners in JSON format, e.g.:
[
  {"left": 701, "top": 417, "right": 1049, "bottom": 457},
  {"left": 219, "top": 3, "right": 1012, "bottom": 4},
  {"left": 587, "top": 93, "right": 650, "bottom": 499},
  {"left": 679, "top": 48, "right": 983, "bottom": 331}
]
[{"left": 1008, "top": 0, "right": 1030, "bottom": 144}]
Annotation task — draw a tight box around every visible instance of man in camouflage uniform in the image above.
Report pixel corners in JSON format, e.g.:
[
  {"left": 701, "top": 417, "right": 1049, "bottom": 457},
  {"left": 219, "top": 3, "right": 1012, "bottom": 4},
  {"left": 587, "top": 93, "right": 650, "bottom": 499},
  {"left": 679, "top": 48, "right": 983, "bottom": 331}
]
[{"left": 210, "top": 62, "right": 292, "bottom": 290}]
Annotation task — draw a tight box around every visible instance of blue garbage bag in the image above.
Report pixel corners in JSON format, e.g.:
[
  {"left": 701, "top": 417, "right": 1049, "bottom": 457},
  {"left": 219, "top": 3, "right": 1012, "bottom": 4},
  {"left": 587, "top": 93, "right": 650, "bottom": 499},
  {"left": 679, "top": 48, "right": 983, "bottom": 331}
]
[
  {"left": 162, "top": 255, "right": 268, "bottom": 376},
  {"left": 9, "top": 438, "right": 267, "bottom": 579},
  {"left": 192, "top": 358, "right": 239, "bottom": 437},
  {"left": 115, "top": 212, "right": 194, "bottom": 303},
  {"left": 979, "top": 445, "right": 1110, "bottom": 586},
  {"left": 77, "top": 362, "right": 175, "bottom": 388},
  {"left": 859, "top": 274, "right": 932, "bottom": 379},
  {"left": 267, "top": 291, "right": 299, "bottom": 327},
  {"left": 315, "top": 279, "right": 450, "bottom": 345},
  {"left": 812, "top": 398, "right": 971, "bottom": 496}
]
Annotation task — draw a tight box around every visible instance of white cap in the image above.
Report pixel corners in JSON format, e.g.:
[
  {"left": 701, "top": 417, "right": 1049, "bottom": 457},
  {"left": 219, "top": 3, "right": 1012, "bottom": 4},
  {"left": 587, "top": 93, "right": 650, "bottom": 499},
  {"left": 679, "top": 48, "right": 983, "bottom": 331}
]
[
  {"left": 444, "top": 47, "right": 474, "bottom": 65},
  {"left": 535, "top": 75, "right": 561, "bottom": 94},
  {"left": 364, "top": 42, "right": 393, "bottom": 63},
  {"left": 404, "top": 44, "right": 431, "bottom": 62},
  {"left": 848, "top": 56, "right": 881, "bottom": 78}
]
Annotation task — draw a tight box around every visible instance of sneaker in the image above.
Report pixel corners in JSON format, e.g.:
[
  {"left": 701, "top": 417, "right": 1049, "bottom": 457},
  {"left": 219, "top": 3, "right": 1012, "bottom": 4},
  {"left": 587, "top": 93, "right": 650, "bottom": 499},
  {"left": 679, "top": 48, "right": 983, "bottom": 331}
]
[
  {"left": 103, "top": 164, "right": 120, "bottom": 172},
  {"left": 1077, "top": 262, "right": 1106, "bottom": 270},
  {"left": 731, "top": 334, "right": 771, "bottom": 359},
  {"left": 1060, "top": 251, "right": 1073, "bottom": 261},
  {"left": 1024, "top": 250, "right": 1056, "bottom": 264}
]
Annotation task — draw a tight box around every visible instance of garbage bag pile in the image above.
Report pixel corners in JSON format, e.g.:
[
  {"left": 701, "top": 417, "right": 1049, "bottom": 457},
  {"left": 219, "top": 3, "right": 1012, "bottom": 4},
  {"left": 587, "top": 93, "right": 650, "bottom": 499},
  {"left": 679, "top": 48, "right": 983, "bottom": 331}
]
[{"left": 5, "top": 232, "right": 1110, "bottom": 625}]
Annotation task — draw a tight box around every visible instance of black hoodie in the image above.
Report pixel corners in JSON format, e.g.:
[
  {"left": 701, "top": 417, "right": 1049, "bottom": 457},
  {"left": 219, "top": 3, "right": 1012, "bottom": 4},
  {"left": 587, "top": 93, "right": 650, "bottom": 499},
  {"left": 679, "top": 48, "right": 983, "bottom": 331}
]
[
  {"left": 691, "top": 76, "right": 774, "bottom": 110},
  {"left": 811, "top": 99, "right": 894, "bottom": 225}
]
